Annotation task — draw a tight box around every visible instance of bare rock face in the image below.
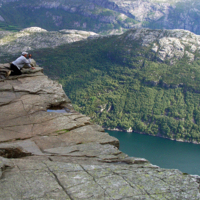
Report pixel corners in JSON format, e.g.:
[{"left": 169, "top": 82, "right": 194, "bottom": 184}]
[
  {"left": 0, "top": 27, "right": 98, "bottom": 56},
  {"left": 0, "top": 66, "right": 199, "bottom": 199},
  {"left": 125, "top": 28, "right": 200, "bottom": 64}
]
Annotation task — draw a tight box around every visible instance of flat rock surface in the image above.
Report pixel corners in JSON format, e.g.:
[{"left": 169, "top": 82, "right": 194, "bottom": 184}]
[
  {"left": 1, "top": 159, "right": 200, "bottom": 200},
  {"left": 0, "top": 67, "right": 199, "bottom": 199}
]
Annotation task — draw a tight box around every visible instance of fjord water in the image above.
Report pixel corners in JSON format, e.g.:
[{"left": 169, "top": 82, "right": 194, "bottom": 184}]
[{"left": 108, "top": 130, "right": 200, "bottom": 175}]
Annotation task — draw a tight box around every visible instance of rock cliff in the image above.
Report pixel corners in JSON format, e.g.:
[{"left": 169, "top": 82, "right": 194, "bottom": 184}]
[{"left": 0, "top": 64, "right": 200, "bottom": 199}]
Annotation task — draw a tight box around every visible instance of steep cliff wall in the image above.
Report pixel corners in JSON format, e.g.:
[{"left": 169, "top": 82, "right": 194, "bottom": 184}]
[{"left": 0, "top": 65, "right": 199, "bottom": 199}]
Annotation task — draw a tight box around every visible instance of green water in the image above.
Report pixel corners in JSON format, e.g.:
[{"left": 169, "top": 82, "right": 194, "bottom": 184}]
[{"left": 107, "top": 130, "right": 200, "bottom": 175}]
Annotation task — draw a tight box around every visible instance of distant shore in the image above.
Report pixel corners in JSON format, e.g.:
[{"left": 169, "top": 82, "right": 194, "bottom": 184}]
[{"left": 105, "top": 127, "right": 200, "bottom": 145}]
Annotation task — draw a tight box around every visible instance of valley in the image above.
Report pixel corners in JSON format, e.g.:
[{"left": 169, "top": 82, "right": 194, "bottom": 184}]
[
  {"left": 1, "top": 1, "right": 200, "bottom": 198},
  {"left": 2, "top": 27, "right": 200, "bottom": 143}
]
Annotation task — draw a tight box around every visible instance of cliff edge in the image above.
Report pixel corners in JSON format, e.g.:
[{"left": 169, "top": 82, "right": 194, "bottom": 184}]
[{"left": 0, "top": 65, "right": 199, "bottom": 199}]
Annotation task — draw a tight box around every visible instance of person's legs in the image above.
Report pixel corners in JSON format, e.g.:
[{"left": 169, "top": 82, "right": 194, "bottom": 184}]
[{"left": 10, "top": 64, "right": 22, "bottom": 76}]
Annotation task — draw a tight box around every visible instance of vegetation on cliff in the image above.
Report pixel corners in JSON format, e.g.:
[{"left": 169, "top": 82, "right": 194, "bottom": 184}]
[{"left": 2, "top": 28, "right": 200, "bottom": 142}]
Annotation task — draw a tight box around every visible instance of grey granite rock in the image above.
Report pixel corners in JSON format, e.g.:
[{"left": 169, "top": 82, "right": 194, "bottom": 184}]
[
  {"left": 125, "top": 28, "right": 200, "bottom": 64},
  {"left": 0, "top": 66, "right": 199, "bottom": 199},
  {"left": 0, "top": 159, "right": 199, "bottom": 199}
]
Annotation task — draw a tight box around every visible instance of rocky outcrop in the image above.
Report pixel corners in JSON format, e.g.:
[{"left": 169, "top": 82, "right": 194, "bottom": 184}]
[
  {"left": 1, "top": 27, "right": 200, "bottom": 66},
  {"left": 0, "top": 65, "right": 200, "bottom": 199},
  {"left": 124, "top": 28, "right": 200, "bottom": 64},
  {"left": 0, "top": 27, "right": 98, "bottom": 56}
]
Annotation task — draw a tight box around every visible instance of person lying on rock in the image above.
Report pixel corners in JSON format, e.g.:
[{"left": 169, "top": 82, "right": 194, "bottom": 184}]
[{"left": 10, "top": 52, "right": 35, "bottom": 76}]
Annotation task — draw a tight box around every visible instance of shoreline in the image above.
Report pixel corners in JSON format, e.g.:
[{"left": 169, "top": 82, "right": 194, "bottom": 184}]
[{"left": 105, "top": 127, "right": 200, "bottom": 145}]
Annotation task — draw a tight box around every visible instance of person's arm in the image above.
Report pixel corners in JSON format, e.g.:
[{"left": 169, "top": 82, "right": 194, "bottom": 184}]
[
  {"left": 29, "top": 54, "right": 35, "bottom": 69},
  {"left": 25, "top": 54, "right": 35, "bottom": 69}
]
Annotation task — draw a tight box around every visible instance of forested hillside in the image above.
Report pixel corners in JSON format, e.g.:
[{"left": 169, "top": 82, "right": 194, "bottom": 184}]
[{"left": 3, "top": 28, "right": 199, "bottom": 143}]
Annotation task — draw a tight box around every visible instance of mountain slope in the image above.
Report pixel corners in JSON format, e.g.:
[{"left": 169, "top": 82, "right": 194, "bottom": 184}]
[
  {"left": 2, "top": 28, "right": 199, "bottom": 143},
  {"left": 0, "top": 0, "right": 200, "bottom": 34},
  {"left": 0, "top": 0, "right": 135, "bottom": 34},
  {"left": 2, "top": 28, "right": 200, "bottom": 143},
  {"left": 88, "top": 0, "right": 200, "bottom": 33}
]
